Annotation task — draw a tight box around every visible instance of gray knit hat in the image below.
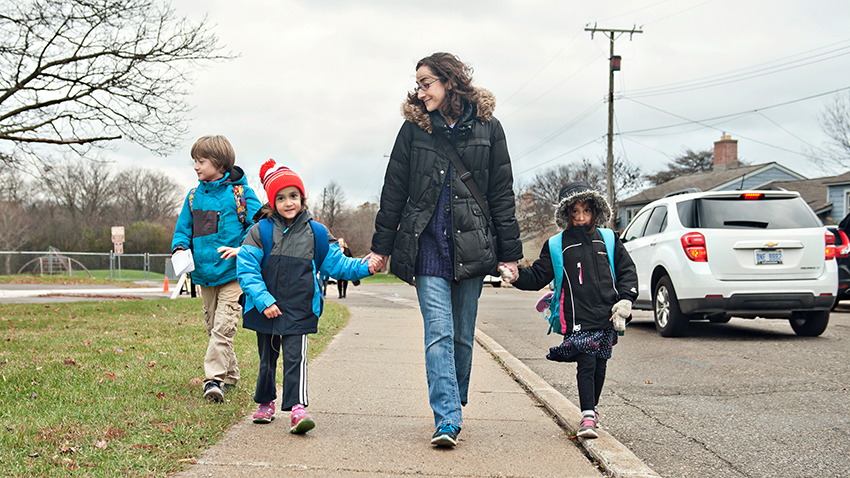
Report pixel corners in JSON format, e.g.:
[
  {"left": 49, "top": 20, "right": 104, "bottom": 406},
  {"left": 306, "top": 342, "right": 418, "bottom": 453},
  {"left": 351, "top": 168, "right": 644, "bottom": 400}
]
[{"left": 554, "top": 181, "right": 612, "bottom": 229}]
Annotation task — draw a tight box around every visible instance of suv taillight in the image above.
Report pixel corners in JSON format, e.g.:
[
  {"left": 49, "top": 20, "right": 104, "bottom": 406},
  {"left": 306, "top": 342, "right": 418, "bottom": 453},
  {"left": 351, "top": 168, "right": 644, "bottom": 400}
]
[
  {"left": 838, "top": 230, "right": 850, "bottom": 258},
  {"left": 681, "top": 232, "right": 707, "bottom": 262},
  {"left": 826, "top": 229, "right": 836, "bottom": 260}
]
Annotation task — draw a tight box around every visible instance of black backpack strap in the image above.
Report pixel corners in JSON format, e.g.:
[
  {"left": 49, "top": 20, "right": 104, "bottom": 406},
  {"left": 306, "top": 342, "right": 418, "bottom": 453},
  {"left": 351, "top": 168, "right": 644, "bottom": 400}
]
[{"left": 433, "top": 133, "right": 497, "bottom": 237}]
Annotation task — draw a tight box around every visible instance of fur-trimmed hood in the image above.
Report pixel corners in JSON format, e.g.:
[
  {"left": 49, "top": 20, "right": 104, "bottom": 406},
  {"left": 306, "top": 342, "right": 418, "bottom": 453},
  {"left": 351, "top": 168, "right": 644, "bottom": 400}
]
[
  {"left": 401, "top": 87, "right": 496, "bottom": 133},
  {"left": 555, "top": 181, "right": 612, "bottom": 229}
]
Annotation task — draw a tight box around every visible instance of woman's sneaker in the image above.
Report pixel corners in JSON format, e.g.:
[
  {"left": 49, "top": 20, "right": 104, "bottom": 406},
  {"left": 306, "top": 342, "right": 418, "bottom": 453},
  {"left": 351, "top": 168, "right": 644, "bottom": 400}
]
[
  {"left": 430, "top": 423, "right": 461, "bottom": 447},
  {"left": 577, "top": 415, "right": 598, "bottom": 438},
  {"left": 253, "top": 402, "right": 275, "bottom": 424},
  {"left": 290, "top": 406, "right": 315, "bottom": 434}
]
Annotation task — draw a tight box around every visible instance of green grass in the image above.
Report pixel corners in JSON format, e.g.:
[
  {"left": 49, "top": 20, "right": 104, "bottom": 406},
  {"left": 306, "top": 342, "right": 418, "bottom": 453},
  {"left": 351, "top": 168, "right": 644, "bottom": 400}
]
[
  {"left": 0, "top": 298, "right": 349, "bottom": 477},
  {"left": 358, "top": 273, "right": 405, "bottom": 284}
]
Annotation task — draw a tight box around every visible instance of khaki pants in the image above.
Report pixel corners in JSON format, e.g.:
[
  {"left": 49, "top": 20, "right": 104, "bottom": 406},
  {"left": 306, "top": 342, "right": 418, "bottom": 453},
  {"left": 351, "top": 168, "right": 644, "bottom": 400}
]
[{"left": 200, "top": 280, "right": 242, "bottom": 386}]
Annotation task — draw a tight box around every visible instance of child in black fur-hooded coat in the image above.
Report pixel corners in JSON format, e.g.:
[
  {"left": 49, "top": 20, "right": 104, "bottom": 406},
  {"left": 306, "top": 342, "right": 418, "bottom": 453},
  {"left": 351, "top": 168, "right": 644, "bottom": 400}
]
[{"left": 511, "top": 180, "right": 638, "bottom": 439}]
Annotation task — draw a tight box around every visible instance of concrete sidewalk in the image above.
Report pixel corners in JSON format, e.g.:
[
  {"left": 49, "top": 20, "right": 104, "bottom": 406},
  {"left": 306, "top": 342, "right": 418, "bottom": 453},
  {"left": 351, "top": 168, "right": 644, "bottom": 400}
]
[{"left": 172, "top": 293, "right": 659, "bottom": 477}]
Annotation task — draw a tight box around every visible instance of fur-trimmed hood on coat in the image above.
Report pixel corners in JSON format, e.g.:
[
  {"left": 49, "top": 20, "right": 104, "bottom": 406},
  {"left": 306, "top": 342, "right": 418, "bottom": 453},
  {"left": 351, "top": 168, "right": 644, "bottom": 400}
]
[
  {"left": 555, "top": 181, "right": 612, "bottom": 230},
  {"left": 401, "top": 87, "right": 496, "bottom": 133}
]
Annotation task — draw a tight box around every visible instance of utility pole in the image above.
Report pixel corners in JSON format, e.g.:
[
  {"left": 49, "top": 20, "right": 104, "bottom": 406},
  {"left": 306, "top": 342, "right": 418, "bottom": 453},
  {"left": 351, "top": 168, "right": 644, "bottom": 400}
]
[{"left": 584, "top": 24, "right": 642, "bottom": 227}]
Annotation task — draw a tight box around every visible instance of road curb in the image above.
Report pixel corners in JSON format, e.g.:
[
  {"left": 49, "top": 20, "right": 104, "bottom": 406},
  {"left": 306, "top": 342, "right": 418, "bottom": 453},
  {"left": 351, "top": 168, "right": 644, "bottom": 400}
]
[{"left": 475, "top": 329, "right": 661, "bottom": 478}]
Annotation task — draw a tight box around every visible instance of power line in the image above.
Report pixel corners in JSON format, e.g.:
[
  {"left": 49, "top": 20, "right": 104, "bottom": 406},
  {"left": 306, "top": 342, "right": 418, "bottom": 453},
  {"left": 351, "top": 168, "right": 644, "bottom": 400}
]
[
  {"left": 620, "top": 97, "right": 818, "bottom": 158},
  {"left": 501, "top": 53, "right": 604, "bottom": 119},
  {"left": 500, "top": 29, "right": 584, "bottom": 108},
  {"left": 514, "top": 137, "right": 604, "bottom": 177},
  {"left": 618, "top": 85, "right": 850, "bottom": 135},
  {"left": 512, "top": 100, "right": 605, "bottom": 160},
  {"left": 627, "top": 40, "right": 850, "bottom": 98}
]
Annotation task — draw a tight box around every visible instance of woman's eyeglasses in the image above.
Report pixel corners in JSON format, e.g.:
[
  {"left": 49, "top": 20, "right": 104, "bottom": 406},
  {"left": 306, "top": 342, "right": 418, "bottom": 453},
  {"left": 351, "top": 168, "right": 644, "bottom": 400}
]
[{"left": 414, "top": 78, "right": 440, "bottom": 94}]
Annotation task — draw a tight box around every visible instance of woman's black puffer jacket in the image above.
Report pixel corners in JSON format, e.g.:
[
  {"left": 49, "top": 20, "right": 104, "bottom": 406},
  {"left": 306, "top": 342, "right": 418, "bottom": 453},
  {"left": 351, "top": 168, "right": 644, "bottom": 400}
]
[{"left": 370, "top": 88, "right": 522, "bottom": 285}]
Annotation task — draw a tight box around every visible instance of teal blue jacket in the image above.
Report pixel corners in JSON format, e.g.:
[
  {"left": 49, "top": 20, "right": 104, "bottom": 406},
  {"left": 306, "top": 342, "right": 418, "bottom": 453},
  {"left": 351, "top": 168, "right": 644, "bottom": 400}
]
[{"left": 170, "top": 166, "right": 262, "bottom": 287}]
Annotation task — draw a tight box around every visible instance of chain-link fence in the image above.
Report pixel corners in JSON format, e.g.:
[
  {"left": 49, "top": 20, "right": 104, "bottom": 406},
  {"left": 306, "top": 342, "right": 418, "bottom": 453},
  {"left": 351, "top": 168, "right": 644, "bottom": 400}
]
[{"left": 0, "top": 250, "right": 175, "bottom": 281}]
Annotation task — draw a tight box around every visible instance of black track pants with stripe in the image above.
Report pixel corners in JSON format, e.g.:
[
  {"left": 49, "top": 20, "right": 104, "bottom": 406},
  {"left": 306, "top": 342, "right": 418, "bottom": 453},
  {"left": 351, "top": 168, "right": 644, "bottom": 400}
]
[{"left": 254, "top": 332, "right": 308, "bottom": 410}]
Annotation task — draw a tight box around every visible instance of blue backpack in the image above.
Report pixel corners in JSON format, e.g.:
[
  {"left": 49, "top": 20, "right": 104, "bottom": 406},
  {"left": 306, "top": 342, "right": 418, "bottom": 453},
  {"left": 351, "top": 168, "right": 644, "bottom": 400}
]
[
  {"left": 254, "top": 217, "right": 329, "bottom": 269},
  {"left": 543, "top": 228, "right": 616, "bottom": 335},
  {"left": 241, "top": 218, "right": 330, "bottom": 320}
]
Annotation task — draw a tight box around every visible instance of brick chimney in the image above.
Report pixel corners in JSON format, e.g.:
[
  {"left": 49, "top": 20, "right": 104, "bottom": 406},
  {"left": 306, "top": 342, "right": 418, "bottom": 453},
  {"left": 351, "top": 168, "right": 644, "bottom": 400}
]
[{"left": 713, "top": 134, "right": 738, "bottom": 170}]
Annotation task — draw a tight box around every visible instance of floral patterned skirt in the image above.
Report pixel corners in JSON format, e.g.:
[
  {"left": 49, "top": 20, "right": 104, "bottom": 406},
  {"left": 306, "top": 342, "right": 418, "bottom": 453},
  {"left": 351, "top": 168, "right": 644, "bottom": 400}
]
[{"left": 546, "top": 326, "right": 618, "bottom": 362}]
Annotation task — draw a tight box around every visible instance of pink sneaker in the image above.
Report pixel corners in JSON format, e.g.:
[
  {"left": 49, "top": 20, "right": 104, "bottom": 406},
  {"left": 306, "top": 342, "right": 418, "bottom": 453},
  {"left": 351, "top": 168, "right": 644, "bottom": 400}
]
[
  {"left": 290, "top": 406, "right": 315, "bottom": 434},
  {"left": 252, "top": 402, "right": 275, "bottom": 424}
]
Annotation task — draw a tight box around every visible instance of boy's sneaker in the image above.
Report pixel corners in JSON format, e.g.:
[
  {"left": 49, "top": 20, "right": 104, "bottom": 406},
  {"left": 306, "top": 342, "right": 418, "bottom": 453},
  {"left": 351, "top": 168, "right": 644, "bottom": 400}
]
[
  {"left": 290, "top": 406, "right": 315, "bottom": 434},
  {"left": 577, "top": 416, "right": 598, "bottom": 438},
  {"left": 203, "top": 381, "right": 223, "bottom": 402},
  {"left": 222, "top": 382, "right": 237, "bottom": 394},
  {"left": 430, "top": 423, "right": 461, "bottom": 447},
  {"left": 253, "top": 402, "right": 276, "bottom": 424}
]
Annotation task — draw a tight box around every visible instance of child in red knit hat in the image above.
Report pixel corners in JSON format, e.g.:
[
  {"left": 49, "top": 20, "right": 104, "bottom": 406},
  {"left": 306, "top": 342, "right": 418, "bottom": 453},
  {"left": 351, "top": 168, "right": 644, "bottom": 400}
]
[{"left": 236, "top": 160, "right": 373, "bottom": 433}]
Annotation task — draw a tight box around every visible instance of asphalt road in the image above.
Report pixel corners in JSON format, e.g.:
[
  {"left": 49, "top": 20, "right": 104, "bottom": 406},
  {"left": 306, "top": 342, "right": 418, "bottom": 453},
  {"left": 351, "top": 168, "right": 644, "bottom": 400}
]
[{"left": 331, "top": 283, "right": 850, "bottom": 478}]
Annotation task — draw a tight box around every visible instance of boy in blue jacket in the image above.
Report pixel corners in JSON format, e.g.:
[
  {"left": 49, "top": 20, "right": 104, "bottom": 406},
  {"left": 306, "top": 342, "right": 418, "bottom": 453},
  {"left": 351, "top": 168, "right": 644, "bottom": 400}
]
[
  {"left": 171, "top": 135, "right": 262, "bottom": 402},
  {"left": 237, "top": 160, "right": 371, "bottom": 433}
]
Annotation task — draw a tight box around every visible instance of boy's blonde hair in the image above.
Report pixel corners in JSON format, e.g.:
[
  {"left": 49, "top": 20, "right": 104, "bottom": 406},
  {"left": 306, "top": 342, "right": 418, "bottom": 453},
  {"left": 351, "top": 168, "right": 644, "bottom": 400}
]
[{"left": 191, "top": 135, "right": 236, "bottom": 172}]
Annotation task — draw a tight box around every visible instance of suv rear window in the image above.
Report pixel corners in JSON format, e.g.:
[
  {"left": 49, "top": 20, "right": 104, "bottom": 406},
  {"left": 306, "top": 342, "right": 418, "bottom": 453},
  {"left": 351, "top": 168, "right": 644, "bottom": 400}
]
[{"left": 677, "top": 196, "right": 821, "bottom": 229}]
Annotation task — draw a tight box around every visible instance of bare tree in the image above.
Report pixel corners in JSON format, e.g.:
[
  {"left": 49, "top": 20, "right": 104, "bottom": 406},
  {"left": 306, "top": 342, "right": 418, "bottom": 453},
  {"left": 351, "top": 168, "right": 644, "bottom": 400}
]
[
  {"left": 0, "top": 0, "right": 231, "bottom": 166},
  {"left": 331, "top": 201, "right": 378, "bottom": 257},
  {"left": 517, "top": 156, "right": 644, "bottom": 241},
  {"left": 517, "top": 158, "right": 605, "bottom": 242},
  {"left": 815, "top": 92, "right": 850, "bottom": 169},
  {"left": 42, "top": 157, "right": 116, "bottom": 222},
  {"left": 320, "top": 181, "right": 346, "bottom": 230},
  {"left": 645, "top": 149, "right": 714, "bottom": 186},
  {"left": 112, "top": 167, "right": 183, "bottom": 224}
]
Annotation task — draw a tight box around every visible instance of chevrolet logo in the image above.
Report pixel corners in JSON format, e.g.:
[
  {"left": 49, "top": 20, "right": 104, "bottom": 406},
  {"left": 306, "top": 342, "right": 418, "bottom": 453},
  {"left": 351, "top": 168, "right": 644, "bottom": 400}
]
[{"left": 764, "top": 242, "right": 778, "bottom": 247}]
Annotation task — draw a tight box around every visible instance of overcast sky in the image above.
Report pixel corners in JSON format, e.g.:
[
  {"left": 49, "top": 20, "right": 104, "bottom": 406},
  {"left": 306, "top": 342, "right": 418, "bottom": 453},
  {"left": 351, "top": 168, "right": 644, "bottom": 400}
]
[{"left": 113, "top": 0, "right": 850, "bottom": 207}]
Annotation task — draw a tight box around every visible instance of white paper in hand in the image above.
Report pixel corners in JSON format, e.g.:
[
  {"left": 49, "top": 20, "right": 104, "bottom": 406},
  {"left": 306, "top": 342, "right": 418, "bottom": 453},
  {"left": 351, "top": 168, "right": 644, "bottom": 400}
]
[{"left": 172, "top": 250, "right": 195, "bottom": 276}]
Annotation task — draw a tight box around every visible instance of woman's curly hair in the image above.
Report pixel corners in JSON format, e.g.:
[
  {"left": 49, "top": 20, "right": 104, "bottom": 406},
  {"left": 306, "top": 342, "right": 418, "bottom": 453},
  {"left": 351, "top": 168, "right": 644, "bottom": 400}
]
[{"left": 407, "top": 52, "right": 478, "bottom": 121}]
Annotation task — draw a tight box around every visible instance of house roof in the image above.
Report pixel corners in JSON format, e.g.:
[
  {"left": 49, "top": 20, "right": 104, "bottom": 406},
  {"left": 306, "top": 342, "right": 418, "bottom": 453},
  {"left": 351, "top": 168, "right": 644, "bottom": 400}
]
[
  {"left": 620, "top": 163, "right": 770, "bottom": 207},
  {"left": 760, "top": 170, "right": 850, "bottom": 215}
]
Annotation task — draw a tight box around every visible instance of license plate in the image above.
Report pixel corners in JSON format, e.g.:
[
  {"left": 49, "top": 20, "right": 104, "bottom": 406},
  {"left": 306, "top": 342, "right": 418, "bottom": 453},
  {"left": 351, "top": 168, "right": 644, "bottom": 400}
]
[{"left": 755, "top": 249, "right": 782, "bottom": 265}]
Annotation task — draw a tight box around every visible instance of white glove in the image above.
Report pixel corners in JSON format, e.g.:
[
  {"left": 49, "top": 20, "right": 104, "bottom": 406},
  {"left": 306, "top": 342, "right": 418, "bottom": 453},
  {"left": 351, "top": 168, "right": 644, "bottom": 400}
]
[
  {"left": 498, "top": 264, "right": 516, "bottom": 283},
  {"left": 611, "top": 299, "right": 631, "bottom": 332}
]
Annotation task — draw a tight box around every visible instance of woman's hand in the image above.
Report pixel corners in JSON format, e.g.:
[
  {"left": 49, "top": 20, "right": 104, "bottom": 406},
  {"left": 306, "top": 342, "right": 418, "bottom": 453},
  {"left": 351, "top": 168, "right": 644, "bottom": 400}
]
[
  {"left": 363, "top": 252, "right": 389, "bottom": 275},
  {"left": 263, "top": 304, "right": 282, "bottom": 319}
]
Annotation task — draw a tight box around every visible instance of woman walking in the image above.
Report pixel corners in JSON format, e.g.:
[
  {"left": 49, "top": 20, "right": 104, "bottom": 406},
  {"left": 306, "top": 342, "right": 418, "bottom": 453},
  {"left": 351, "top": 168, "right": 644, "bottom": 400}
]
[{"left": 366, "top": 52, "right": 522, "bottom": 447}]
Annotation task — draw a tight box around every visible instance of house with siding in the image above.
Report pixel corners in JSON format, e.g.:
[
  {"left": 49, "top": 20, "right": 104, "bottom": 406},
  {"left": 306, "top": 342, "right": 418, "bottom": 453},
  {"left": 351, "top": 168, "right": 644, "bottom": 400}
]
[
  {"left": 617, "top": 134, "right": 807, "bottom": 229},
  {"left": 759, "top": 171, "right": 850, "bottom": 225}
]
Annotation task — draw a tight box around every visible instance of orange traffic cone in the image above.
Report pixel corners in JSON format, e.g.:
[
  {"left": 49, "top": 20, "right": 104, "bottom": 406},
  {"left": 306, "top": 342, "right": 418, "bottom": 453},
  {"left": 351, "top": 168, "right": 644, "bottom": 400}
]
[{"left": 163, "top": 276, "right": 169, "bottom": 292}]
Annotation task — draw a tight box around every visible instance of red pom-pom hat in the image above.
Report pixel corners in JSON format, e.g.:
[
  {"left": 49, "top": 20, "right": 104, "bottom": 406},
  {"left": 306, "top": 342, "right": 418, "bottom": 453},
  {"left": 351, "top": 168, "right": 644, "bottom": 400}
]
[{"left": 259, "top": 159, "right": 305, "bottom": 205}]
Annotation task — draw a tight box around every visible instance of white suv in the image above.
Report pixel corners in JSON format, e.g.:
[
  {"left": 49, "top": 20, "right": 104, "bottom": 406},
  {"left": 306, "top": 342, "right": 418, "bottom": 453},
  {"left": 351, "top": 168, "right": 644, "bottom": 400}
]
[{"left": 621, "top": 189, "right": 837, "bottom": 337}]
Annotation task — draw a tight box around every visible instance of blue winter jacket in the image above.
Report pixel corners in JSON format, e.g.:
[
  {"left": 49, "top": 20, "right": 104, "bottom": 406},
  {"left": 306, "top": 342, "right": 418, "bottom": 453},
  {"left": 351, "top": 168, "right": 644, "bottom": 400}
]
[
  {"left": 170, "top": 166, "right": 262, "bottom": 287},
  {"left": 237, "top": 210, "right": 371, "bottom": 335}
]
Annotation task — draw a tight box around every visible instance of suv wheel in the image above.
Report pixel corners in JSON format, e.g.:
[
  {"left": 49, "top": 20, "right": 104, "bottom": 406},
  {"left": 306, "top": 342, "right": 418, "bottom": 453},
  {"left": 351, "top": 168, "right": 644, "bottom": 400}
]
[
  {"left": 654, "top": 276, "right": 689, "bottom": 337},
  {"left": 789, "top": 311, "right": 830, "bottom": 337}
]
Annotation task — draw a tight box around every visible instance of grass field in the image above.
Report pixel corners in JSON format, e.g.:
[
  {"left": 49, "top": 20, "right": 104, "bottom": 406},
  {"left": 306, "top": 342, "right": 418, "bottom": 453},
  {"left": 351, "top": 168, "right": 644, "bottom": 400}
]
[
  {"left": 357, "top": 272, "right": 405, "bottom": 284},
  {"left": 0, "top": 298, "right": 349, "bottom": 477}
]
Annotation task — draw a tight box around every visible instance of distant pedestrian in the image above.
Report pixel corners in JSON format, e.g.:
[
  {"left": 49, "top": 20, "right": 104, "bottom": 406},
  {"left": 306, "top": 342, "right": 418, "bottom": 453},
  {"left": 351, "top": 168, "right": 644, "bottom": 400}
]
[
  {"left": 171, "top": 135, "right": 262, "bottom": 403},
  {"left": 336, "top": 238, "right": 352, "bottom": 298},
  {"left": 318, "top": 270, "right": 329, "bottom": 297},
  {"left": 237, "top": 160, "right": 373, "bottom": 433},
  {"left": 365, "top": 52, "right": 522, "bottom": 447},
  {"left": 507, "top": 181, "right": 638, "bottom": 438}
]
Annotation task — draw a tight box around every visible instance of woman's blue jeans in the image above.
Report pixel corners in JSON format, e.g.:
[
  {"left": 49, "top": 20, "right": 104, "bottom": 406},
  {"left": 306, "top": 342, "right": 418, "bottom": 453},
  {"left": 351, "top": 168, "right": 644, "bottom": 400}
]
[{"left": 415, "top": 274, "right": 484, "bottom": 430}]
